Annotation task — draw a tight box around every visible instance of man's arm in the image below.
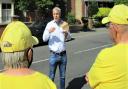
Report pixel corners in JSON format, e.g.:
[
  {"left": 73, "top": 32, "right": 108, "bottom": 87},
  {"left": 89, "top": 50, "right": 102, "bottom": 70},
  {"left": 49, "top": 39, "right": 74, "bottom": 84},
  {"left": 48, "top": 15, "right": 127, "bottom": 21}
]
[
  {"left": 61, "top": 21, "right": 72, "bottom": 41},
  {"left": 43, "top": 23, "right": 55, "bottom": 42},
  {"left": 43, "top": 30, "right": 50, "bottom": 42}
]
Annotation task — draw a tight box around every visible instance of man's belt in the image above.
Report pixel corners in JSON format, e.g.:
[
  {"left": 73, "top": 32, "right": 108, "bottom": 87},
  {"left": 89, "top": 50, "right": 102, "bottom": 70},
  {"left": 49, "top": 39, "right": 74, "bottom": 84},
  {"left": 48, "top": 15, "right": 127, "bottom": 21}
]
[{"left": 50, "top": 50, "right": 66, "bottom": 55}]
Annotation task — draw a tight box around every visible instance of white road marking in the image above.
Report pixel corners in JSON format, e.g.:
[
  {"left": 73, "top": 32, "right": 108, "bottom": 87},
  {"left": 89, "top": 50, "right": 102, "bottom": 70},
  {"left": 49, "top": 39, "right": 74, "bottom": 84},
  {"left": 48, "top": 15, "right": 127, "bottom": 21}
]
[
  {"left": 0, "top": 31, "right": 110, "bottom": 71},
  {"left": 32, "top": 43, "right": 112, "bottom": 64},
  {"left": 0, "top": 43, "right": 112, "bottom": 72},
  {"left": 74, "top": 44, "right": 112, "bottom": 54},
  {"left": 73, "top": 31, "right": 108, "bottom": 38},
  {"left": 32, "top": 59, "right": 49, "bottom": 64}
]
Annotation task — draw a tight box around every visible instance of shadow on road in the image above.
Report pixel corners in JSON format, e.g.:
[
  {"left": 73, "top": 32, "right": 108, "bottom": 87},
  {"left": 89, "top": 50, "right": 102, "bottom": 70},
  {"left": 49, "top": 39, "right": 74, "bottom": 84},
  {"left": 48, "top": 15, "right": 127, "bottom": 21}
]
[
  {"left": 33, "top": 42, "right": 48, "bottom": 47},
  {"left": 65, "top": 38, "right": 75, "bottom": 42},
  {"left": 66, "top": 75, "right": 87, "bottom": 89}
]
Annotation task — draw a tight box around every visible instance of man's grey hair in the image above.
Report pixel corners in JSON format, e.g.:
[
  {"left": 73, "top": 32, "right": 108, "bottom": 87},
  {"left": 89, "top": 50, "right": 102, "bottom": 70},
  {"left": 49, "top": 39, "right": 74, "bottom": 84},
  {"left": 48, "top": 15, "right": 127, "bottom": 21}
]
[
  {"left": 52, "top": 7, "right": 61, "bottom": 14},
  {"left": 2, "top": 50, "right": 29, "bottom": 69}
]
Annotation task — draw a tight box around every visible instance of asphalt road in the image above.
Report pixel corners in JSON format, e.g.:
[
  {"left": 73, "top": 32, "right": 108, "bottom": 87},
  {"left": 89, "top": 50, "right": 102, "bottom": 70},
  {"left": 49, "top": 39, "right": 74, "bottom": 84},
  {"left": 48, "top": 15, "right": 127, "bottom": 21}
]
[{"left": 0, "top": 27, "right": 113, "bottom": 89}]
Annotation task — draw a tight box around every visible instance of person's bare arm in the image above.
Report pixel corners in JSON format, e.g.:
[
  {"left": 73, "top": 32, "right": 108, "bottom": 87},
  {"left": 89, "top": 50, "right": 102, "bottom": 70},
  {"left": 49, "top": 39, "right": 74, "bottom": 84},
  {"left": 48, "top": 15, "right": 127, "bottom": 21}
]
[{"left": 85, "top": 73, "right": 89, "bottom": 84}]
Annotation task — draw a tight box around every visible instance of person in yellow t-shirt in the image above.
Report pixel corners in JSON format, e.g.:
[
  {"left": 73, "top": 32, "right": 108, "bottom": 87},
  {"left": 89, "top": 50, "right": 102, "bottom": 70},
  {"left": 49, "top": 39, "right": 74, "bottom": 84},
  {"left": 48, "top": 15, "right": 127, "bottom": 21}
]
[
  {"left": 85, "top": 4, "right": 128, "bottom": 89},
  {"left": 0, "top": 21, "right": 57, "bottom": 89}
]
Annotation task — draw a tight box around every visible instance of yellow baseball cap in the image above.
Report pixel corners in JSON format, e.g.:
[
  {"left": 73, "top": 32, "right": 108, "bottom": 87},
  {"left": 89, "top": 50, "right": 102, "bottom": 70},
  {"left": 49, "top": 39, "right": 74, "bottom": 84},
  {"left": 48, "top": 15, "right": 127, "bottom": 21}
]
[
  {"left": 102, "top": 4, "right": 128, "bottom": 24},
  {"left": 0, "top": 21, "right": 39, "bottom": 52}
]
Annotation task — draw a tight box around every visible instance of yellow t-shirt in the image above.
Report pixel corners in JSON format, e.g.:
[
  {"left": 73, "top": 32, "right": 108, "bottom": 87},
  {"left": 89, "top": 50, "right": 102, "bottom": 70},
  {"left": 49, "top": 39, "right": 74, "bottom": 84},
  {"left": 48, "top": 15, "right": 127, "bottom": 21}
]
[
  {"left": 0, "top": 72, "right": 57, "bottom": 89},
  {"left": 88, "top": 44, "right": 128, "bottom": 89}
]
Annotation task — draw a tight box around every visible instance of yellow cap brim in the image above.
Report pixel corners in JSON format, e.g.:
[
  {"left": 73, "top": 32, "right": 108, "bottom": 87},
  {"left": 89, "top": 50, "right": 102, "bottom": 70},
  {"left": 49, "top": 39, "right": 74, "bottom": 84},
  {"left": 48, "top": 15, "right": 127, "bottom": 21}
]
[
  {"left": 32, "top": 36, "right": 39, "bottom": 45},
  {"left": 102, "top": 17, "right": 110, "bottom": 24}
]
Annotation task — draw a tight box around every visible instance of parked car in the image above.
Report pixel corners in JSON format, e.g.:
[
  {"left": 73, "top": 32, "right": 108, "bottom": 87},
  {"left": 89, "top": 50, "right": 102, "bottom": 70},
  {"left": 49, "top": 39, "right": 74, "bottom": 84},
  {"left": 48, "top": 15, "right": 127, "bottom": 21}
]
[{"left": 28, "top": 19, "right": 49, "bottom": 44}]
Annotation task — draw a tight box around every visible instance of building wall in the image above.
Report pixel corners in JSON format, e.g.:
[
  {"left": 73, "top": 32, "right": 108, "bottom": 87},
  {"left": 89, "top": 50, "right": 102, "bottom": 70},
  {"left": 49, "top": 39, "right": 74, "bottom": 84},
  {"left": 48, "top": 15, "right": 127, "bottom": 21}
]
[
  {"left": 69, "top": 0, "right": 84, "bottom": 22},
  {"left": 11, "top": 2, "right": 14, "bottom": 16},
  {"left": 0, "top": 0, "right": 14, "bottom": 23},
  {"left": 0, "top": 1, "right": 2, "bottom": 23},
  {"left": 84, "top": 2, "right": 88, "bottom": 17},
  {"left": 69, "top": 0, "right": 114, "bottom": 23},
  {"left": 70, "top": 0, "right": 75, "bottom": 15},
  {"left": 75, "top": 0, "right": 83, "bottom": 20},
  {"left": 2, "top": 0, "right": 12, "bottom": 3}
]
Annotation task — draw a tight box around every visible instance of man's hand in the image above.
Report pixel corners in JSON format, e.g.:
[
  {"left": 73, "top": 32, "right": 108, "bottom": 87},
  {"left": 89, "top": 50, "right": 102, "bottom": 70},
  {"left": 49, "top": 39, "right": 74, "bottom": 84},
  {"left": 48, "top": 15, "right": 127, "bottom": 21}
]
[
  {"left": 63, "top": 30, "right": 68, "bottom": 38},
  {"left": 85, "top": 73, "right": 89, "bottom": 83},
  {"left": 63, "top": 30, "right": 68, "bottom": 33},
  {"left": 49, "top": 27, "right": 55, "bottom": 33}
]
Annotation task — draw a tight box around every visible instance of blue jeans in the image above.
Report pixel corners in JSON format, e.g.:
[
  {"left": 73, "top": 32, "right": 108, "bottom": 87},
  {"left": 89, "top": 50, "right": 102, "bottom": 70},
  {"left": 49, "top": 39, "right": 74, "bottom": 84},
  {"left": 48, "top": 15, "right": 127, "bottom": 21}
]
[{"left": 49, "top": 51, "right": 67, "bottom": 89}]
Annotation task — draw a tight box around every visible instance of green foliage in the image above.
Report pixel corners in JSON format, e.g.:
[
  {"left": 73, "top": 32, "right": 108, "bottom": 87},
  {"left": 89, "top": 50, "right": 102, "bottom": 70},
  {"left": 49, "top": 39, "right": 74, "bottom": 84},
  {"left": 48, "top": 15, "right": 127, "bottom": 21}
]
[
  {"left": 63, "top": 0, "right": 68, "bottom": 3},
  {"left": 114, "top": 0, "right": 128, "bottom": 6},
  {"left": 93, "top": 8, "right": 111, "bottom": 18},
  {"left": 14, "top": 0, "right": 53, "bottom": 11},
  {"left": 36, "top": 0, "right": 53, "bottom": 10},
  {"left": 93, "top": 8, "right": 111, "bottom": 27},
  {"left": 15, "top": 0, "right": 29, "bottom": 11},
  {"left": 66, "top": 12, "right": 75, "bottom": 24},
  {"left": 88, "top": 0, "right": 98, "bottom": 17}
]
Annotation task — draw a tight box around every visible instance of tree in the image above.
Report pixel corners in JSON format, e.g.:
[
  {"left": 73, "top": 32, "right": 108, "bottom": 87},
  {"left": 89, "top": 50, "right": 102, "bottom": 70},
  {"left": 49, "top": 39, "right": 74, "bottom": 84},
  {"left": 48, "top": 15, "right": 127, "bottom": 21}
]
[
  {"left": 88, "top": 0, "right": 98, "bottom": 30},
  {"left": 35, "top": 0, "right": 53, "bottom": 10},
  {"left": 14, "top": 0, "right": 29, "bottom": 12},
  {"left": 88, "top": 0, "right": 98, "bottom": 17},
  {"left": 14, "top": 0, "right": 30, "bottom": 21},
  {"left": 114, "top": 0, "right": 128, "bottom": 6},
  {"left": 15, "top": 0, "right": 53, "bottom": 11},
  {"left": 14, "top": 0, "right": 53, "bottom": 22},
  {"left": 35, "top": 0, "right": 53, "bottom": 22}
]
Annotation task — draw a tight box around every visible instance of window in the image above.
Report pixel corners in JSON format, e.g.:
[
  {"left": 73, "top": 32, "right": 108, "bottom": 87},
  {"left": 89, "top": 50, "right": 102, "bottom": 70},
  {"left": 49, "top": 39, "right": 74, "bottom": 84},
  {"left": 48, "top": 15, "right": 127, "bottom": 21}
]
[
  {"left": 2, "top": 3, "right": 11, "bottom": 22},
  {"left": 2, "top": 4, "right": 11, "bottom": 9}
]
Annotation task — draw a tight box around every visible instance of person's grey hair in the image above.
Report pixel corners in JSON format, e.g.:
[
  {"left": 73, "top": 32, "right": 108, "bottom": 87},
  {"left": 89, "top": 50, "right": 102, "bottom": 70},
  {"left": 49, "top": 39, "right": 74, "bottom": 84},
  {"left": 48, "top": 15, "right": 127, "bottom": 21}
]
[
  {"left": 2, "top": 50, "right": 29, "bottom": 69},
  {"left": 52, "top": 7, "right": 61, "bottom": 14}
]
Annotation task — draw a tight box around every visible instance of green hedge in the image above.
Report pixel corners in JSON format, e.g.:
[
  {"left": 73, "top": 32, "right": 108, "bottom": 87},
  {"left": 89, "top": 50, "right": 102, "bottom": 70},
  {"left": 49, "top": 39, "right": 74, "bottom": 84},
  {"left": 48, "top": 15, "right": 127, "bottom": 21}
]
[
  {"left": 114, "top": 0, "right": 128, "bottom": 6},
  {"left": 66, "top": 12, "right": 76, "bottom": 25},
  {"left": 93, "top": 7, "right": 111, "bottom": 18},
  {"left": 93, "top": 8, "right": 111, "bottom": 27}
]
